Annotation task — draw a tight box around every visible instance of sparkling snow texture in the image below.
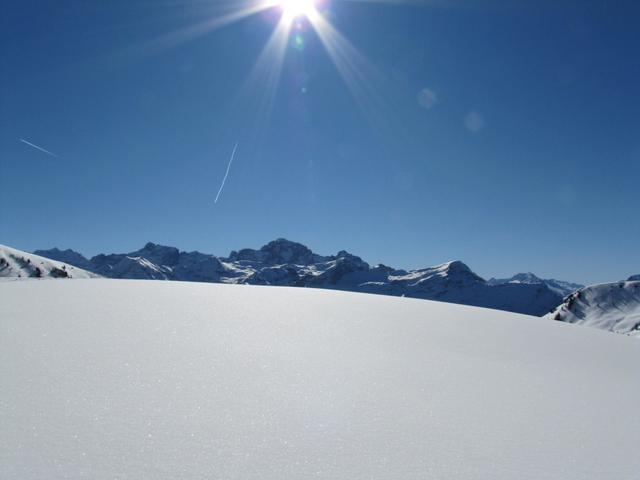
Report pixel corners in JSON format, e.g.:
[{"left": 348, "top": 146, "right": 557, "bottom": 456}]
[{"left": 1, "top": 280, "right": 638, "bottom": 479}]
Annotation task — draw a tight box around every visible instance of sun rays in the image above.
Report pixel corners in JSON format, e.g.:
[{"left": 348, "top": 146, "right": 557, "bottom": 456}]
[
  {"left": 274, "top": 0, "right": 319, "bottom": 22},
  {"left": 124, "top": 0, "right": 403, "bottom": 138},
  {"left": 248, "top": 0, "right": 398, "bottom": 134}
]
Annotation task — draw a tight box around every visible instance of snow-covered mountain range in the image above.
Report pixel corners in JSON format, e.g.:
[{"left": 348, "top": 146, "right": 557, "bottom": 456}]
[
  {"left": 5, "top": 240, "right": 638, "bottom": 336},
  {"left": 545, "top": 278, "right": 640, "bottom": 337},
  {"left": 33, "top": 238, "right": 570, "bottom": 316},
  {"left": 0, "top": 244, "right": 98, "bottom": 280}
]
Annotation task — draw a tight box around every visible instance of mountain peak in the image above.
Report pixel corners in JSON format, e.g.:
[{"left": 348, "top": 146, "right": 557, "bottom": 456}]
[
  {"left": 510, "top": 272, "right": 543, "bottom": 283},
  {"left": 35, "top": 247, "right": 83, "bottom": 256},
  {"left": 261, "top": 238, "right": 309, "bottom": 251},
  {"left": 438, "top": 260, "right": 473, "bottom": 274},
  {"left": 488, "top": 273, "right": 583, "bottom": 298},
  {"left": 134, "top": 242, "right": 180, "bottom": 266},
  {"left": 140, "top": 242, "right": 177, "bottom": 252},
  {"left": 259, "top": 238, "right": 316, "bottom": 265},
  {"left": 227, "top": 238, "right": 319, "bottom": 265}
]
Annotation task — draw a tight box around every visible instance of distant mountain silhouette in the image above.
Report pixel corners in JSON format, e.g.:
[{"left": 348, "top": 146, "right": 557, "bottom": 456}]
[{"left": 35, "top": 238, "right": 571, "bottom": 316}]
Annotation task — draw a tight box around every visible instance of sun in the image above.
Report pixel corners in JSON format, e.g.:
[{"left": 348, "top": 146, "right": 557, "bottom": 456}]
[{"left": 277, "top": 0, "right": 317, "bottom": 21}]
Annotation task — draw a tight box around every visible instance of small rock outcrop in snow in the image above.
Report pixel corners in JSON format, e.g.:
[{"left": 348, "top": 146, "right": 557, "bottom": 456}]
[
  {"left": 33, "top": 238, "right": 566, "bottom": 316},
  {"left": 545, "top": 280, "right": 640, "bottom": 337},
  {"left": 0, "top": 245, "right": 99, "bottom": 280}
]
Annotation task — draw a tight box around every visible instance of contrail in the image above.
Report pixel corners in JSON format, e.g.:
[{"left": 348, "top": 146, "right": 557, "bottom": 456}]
[
  {"left": 214, "top": 142, "right": 239, "bottom": 204},
  {"left": 20, "top": 138, "right": 60, "bottom": 158}
]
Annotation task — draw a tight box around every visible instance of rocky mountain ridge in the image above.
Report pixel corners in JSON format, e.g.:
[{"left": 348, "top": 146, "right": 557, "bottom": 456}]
[{"left": 34, "top": 238, "right": 568, "bottom": 316}]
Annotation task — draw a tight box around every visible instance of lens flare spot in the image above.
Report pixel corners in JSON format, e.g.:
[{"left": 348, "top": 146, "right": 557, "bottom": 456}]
[
  {"left": 464, "top": 111, "right": 485, "bottom": 133},
  {"left": 292, "top": 33, "right": 306, "bottom": 50},
  {"left": 418, "top": 88, "right": 438, "bottom": 110}
]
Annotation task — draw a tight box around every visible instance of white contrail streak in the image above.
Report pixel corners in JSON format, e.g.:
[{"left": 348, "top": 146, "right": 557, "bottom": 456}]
[
  {"left": 19, "top": 138, "right": 60, "bottom": 158},
  {"left": 214, "top": 142, "right": 239, "bottom": 204}
]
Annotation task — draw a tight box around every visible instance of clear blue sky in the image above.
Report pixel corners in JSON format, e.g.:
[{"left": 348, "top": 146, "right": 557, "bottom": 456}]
[{"left": 1, "top": 0, "right": 638, "bottom": 285}]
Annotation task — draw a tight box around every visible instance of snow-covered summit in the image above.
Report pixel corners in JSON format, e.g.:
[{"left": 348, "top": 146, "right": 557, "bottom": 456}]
[
  {"left": 488, "top": 272, "right": 583, "bottom": 297},
  {"left": 0, "top": 245, "right": 98, "bottom": 280},
  {"left": 362, "top": 261, "right": 561, "bottom": 316},
  {"left": 492, "top": 272, "right": 542, "bottom": 284},
  {"left": 414, "top": 260, "right": 482, "bottom": 282},
  {"left": 546, "top": 280, "right": 640, "bottom": 337}
]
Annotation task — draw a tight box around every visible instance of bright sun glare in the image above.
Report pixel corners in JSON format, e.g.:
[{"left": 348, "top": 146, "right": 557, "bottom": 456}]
[{"left": 278, "top": 0, "right": 317, "bottom": 21}]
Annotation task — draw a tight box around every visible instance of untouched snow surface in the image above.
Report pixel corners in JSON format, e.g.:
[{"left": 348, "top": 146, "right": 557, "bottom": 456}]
[{"left": 1, "top": 280, "right": 639, "bottom": 479}]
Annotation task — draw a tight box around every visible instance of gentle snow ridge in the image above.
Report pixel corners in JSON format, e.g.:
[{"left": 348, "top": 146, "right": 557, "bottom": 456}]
[{"left": 1, "top": 280, "right": 639, "bottom": 479}]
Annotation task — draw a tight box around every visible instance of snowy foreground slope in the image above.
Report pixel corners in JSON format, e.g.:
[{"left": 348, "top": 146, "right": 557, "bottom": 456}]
[
  {"left": 1, "top": 281, "right": 639, "bottom": 480},
  {"left": 0, "top": 244, "right": 98, "bottom": 280},
  {"left": 546, "top": 280, "right": 640, "bottom": 337}
]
